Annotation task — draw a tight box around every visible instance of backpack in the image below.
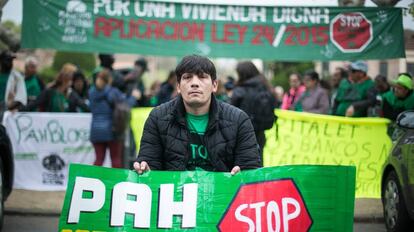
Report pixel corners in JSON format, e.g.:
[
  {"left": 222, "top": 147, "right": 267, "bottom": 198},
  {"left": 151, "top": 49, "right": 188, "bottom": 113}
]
[
  {"left": 242, "top": 86, "right": 276, "bottom": 131},
  {"left": 112, "top": 100, "right": 131, "bottom": 136},
  {"left": 105, "top": 90, "right": 131, "bottom": 136}
]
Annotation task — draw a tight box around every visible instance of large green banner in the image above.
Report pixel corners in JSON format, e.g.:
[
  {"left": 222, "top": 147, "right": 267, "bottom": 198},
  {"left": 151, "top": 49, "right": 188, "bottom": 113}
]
[
  {"left": 130, "top": 108, "right": 390, "bottom": 198},
  {"left": 59, "top": 164, "right": 355, "bottom": 231},
  {"left": 22, "top": 0, "right": 405, "bottom": 60}
]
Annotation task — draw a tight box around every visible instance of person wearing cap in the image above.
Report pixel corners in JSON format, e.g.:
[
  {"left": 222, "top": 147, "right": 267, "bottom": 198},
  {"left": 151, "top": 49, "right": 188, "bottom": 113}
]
[
  {"left": 93, "top": 54, "right": 123, "bottom": 87},
  {"left": 0, "top": 50, "right": 27, "bottom": 117},
  {"left": 332, "top": 60, "right": 376, "bottom": 117},
  {"left": 381, "top": 73, "right": 414, "bottom": 121},
  {"left": 112, "top": 57, "right": 148, "bottom": 106}
]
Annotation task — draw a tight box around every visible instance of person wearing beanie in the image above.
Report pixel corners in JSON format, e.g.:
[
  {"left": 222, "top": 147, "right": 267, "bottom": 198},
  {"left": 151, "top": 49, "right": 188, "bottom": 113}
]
[{"left": 381, "top": 73, "right": 414, "bottom": 121}]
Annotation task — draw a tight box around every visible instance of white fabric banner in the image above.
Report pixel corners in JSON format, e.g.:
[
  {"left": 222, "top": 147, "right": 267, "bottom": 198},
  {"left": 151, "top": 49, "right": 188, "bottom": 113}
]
[{"left": 3, "top": 112, "right": 100, "bottom": 191}]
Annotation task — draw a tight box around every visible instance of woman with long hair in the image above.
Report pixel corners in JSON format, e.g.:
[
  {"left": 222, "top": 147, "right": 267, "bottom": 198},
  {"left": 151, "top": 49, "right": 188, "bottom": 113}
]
[
  {"left": 22, "top": 63, "right": 77, "bottom": 112},
  {"left": 281, "top": 73, "right": 306, "bottom": 110},
  {"left": 231, "top": 61, "right": 276, "bottom": 165},
  {"left": 68, "top": 71, "right": 90, "bottom": 112}
]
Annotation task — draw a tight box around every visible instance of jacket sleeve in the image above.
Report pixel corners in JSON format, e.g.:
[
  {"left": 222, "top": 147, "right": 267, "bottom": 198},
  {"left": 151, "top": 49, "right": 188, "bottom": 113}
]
[
  {"left": 280, "top": 93, "right": 289, "bottom": 110},
  {"left": 230, "top": 88, "right": 244, "bottom": 107},
  {"left": 136, "top": 109, "right": 164, "bottom": 170},
  {"left": 352, "top": 87, "right": 376, "bottom": 113},
  {"left": 20, "top": 89, "right": 50, "bottom": 112},
  {"left": 68, "top": 92, "right": 90, "bottom": 112},
  {"left": 234, "top": 112, "right": 262, "bottom": 169},
  {"left": 109, "top": 87, "right": 137, "bottom": 108},
  {"left": 309, "top": 89, "right": 330, "bottom": 114}
]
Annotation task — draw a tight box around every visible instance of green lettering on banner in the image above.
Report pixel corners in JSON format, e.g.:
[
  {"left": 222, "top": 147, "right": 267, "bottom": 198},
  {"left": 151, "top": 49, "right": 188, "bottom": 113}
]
[
  {"left": 15, "top": 153, "right": 38, "bottom": 160},
  {"left": 22, "top": 1, "right": 405, "bottom": 60},
  {"left": 14, "top": 114, "right": 90, "bottom": 145},
  {"left": 59, "top": 164, "right": 355, "bottom": 231},
  {"left": 63, "top": 146, "right": 94, "bottom": 154}
]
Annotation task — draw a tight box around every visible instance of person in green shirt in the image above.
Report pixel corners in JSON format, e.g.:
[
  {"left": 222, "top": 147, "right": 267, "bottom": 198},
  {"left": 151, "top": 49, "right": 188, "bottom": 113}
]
[
  {"left": 381, "top": 73, "right": 414, "bottom": 121},
  {"left": 134, "top": 55, "right": 261, "bottom": 174},
  {"left": 24, "top": 57, "right": 45, "bottom": 107},
  {"left": 332, "top": 60, "right": 376, "bottom": 117},
  {"left": 22, "top": 63, "right": 77, "bottom": 112},
  {"left": 186, "top": 112, "right": 211, "bottom": 170}
]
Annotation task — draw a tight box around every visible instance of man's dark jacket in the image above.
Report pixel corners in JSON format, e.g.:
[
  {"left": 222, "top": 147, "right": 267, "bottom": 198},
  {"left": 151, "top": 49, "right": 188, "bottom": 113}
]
[{"left": 136, "top": 95, "right": 261, "bottom": 171}]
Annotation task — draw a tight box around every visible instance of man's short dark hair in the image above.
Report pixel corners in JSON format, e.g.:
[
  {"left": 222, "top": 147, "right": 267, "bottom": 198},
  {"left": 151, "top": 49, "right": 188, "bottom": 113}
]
[
  {"left": 98, "top": 54, "right": 114, "bottom": 68},
  {"left": 304, "top": 70, "right": 320, "bottom": 81},
  {"left": 175, "top": 55, "right": 216, "bottom": 82}
]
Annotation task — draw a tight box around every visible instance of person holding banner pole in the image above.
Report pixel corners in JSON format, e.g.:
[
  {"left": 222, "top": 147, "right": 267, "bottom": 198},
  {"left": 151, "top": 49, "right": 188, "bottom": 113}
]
[{"left": 134, "top": 55, "right": 261, "bottom": 175}]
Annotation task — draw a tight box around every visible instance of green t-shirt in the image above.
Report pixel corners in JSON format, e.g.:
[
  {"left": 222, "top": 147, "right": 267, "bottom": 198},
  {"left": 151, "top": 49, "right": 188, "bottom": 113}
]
[
  {"left": 335, "top": 78, "right": 375, "bottom": 117},
  {"left": 25, "top": 75, "right": 42, "bottom": 100},
  {"left": 0, "top": 73, "right": 10, "bottom": 102},
  {"left": 186, "top": 113, "right": 213, "bottom": 171},
  {"left": 149, "top": 96, "right": 158, "bottom": 107},
  {"left": 50, "top": 90, "right": 69, "bottom": 112},
  {"left": 293, "top": 91, "right": 309, "bottom": 112}
]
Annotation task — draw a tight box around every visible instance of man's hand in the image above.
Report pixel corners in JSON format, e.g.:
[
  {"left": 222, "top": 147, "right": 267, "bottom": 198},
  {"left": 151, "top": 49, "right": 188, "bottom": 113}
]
[
  {"left": 133, "top": 161, "right": 150, "bottom": 174},
  {"left": 345, "top": 105, "right": 354, "bottom": 117},
  {"left": 230, "top": 166, "right": 241, "bottom": 175},
  {"left": 131, "top": 89, "right": 142, "bottom": 100}
]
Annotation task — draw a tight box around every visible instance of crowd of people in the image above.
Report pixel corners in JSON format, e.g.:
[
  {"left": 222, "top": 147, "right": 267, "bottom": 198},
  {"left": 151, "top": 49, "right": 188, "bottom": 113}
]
[
  {"left": 1, "top": 50, "right": 413, "bottom": 169},
  {"left": 278, "top": 61, "right": 414, "bottom": 121}
]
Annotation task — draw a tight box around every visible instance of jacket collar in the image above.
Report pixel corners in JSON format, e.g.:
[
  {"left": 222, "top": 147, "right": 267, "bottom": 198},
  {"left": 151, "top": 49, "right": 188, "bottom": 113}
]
[{"left": 173, "top": 94, "right": 219, "bottom": 131}]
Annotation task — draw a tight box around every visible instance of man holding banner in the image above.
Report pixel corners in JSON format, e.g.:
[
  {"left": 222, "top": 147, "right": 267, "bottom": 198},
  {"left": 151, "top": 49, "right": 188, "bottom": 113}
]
[{"left": 134, "top": 55, "right": 261, "bottom": 174}]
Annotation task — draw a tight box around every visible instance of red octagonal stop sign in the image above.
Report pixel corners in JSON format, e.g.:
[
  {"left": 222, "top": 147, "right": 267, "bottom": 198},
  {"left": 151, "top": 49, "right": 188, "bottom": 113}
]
[
  {"left": 330, "top": 12, "right": 373, "bottom": 53},
  {"left": 218, "top": 179, "right": 312, "bottom": 232}
]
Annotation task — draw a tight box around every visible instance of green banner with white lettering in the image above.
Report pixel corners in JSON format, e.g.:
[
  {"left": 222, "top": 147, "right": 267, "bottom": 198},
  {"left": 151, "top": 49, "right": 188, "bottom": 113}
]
[
  {"left": 22, "top": 0, "right": 405, "bottom": 61},
  {"left": 59, "top": 164, "right": 355, "bottom": 231}
]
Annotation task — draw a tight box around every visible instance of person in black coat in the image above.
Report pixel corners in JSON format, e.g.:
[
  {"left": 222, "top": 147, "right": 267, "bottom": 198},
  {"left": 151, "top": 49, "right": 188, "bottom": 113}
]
[
  {"left": 134, "top": 55, "right": 261, "bottom": 174},
  {"left": 68, "top": 71, "right": 90, "bottom": 112},
  {"left": 231, "top": 61, "right": 276, "bottom": 164},
  {"left": 156, "top": 70, "right": 176, "bottom": 105}
]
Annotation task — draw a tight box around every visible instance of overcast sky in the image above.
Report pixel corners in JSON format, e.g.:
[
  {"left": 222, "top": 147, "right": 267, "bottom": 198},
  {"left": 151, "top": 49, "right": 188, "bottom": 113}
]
[{"left": 3, "top": 0, "right": 414, "bottom": 29}]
